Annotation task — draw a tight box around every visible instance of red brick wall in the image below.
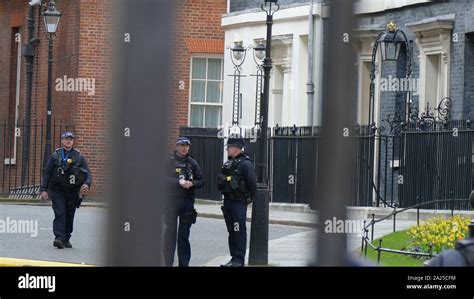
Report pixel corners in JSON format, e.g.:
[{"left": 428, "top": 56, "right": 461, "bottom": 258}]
[
  {"left": 169, "top": 0, "right": 227, "bottom": 149},
  {"left": 0, "top": 0, "right": 109, "bottom": 198},
  {"left": 74, "top": 0, "right": 113, "bottom": 198},
  {"left": 0, "top": 0, "right": 223, "bottom": 199}
]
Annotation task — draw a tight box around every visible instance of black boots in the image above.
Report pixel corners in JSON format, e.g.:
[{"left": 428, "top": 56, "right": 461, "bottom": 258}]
[{"left": 53, "top": 238, "right": 65, "bottom": 249}]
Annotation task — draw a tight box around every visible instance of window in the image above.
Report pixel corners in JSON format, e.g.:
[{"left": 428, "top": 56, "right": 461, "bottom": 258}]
[
  {"left": 406, "top": 15, "right": 453, "bottom": 116},
  {"left": 424, "top": 54, "right": 441, "bottom": 109},
  {"left": 189, "top": 57, "right": 223, "bottom": 128}
]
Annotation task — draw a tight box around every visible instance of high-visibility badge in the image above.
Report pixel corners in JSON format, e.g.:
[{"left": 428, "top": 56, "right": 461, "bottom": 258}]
[
  {"left": 176, "top": 168, "right": 181, "bottom": 173},
  {"left": 226, "top": 176, "right": 232, "bottom": 182}
]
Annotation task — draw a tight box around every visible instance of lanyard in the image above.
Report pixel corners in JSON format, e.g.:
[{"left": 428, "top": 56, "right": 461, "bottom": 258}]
[{"left": 61, "top": 148, "right": 70, "bottom": 166}]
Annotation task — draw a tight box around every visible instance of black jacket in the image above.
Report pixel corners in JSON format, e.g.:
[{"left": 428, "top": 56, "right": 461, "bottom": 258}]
[
  {"left": 224, "top": 153, "right": 257, "bottom": 200},
  {"left": 167, "top": 152, "right": 204, "bottom": 198},
  {"left": 40, "top": 147, "right": 92, "bottom": 192}
]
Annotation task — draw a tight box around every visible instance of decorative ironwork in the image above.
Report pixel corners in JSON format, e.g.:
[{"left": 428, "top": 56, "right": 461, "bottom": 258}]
[
  {"left": 408, "top": 97, "right": 452, "bottom": 131},
  {"left": 377, "top": 97, "right": 453, "bottom": 135},
  {"left": 227, "top": 43, "right": 248, "bottom": 126}
]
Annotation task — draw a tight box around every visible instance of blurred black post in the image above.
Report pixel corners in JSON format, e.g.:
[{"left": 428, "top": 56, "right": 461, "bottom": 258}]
[
  {"left": 106, "top": 0, "right": 174, "bottom": 266},
  {"left": 315, "top": 0, "right": 356, "bottom": 266}
]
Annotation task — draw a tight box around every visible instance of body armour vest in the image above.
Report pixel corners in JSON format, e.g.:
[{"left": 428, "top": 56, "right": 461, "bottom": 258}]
[{"left": 217, "top": 155, "right": 250, "bottom": 199}]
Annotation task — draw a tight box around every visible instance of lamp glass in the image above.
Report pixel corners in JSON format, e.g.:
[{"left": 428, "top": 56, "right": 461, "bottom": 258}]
[
  {"left": 43, "top": 11, "right": 61, "bottom": 34},
  {"left": 254, "top": 43, "right": 266, "bottom": 60},
  {"left": 233, "top": 50, "right": 244, "bottom": 61},
  {"left": 261, "top": 0, "right": 278, "bottom": 13},
  {"left": 381, "top": 41, "right": 401, "bottom": 61}
]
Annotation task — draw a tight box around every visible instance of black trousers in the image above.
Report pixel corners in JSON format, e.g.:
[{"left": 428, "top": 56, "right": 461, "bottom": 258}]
[
  {"left": 163, "top": 196, "right": 195, "bottom": 267},
  {"left": 50, "top": 187, "right": 78, "bottom": 242},
  {"left": 222, "top": 198, "right": 247, "bottom": 265}
]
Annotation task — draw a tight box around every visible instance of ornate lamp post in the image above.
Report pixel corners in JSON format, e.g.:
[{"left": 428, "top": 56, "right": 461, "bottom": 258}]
[
  {"left": 228, "top": 40, "right": 248, "bottom": 129},
  {"left": 248, "top": 0, "right": 280, "bottom": 266},
  {"left": 369, "top": 21, "right": 411, "bottom": 128},
  {"left": 42, "top": 0, "right": 62, "bottom": 169}
]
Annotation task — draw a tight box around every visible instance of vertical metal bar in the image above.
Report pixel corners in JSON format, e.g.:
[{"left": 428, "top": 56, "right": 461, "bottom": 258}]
[
  {"left": 22, "top": 4, "right": 35, "bottom": 188},
  {"left": 390, "top": 135, "right": 395, "bottom": 206},
  {"left": 8, "top": 123, "right": 12, "bottom": 192},
  {"left": 384, "top": 136, "right": 388, "bottom": 206},
  {"left": 33, "top": 122, "right": 38, "bottom": 189},
  {"left": 361, "top": 220, "right": 366, "bottom": 255},
  {"left": 43, "top": 38, "right": 53, "bottom": 171},
  {"left": 416, "top": 196, "right": 420, "bottom": 226},
  {"left": 40, "top": 119, "right": 44, "bottom": 186},
  {"left": 249, "top": 2, "right": 276, "bottom": 265},
  {"left": 450, "top": 190, "right": 454, "bottom": 217},
  {"left": 2, "top": 122, "right": 5, "bottom": 194},
  {"left": 371, "top": 213, "right": 375, "bottom": 242},
  {"left": 364, "top": 229, "right": 369, "bottom": 258},
  {"left": 14, "top": 122, "right": 18, "bottom": 189},
  {"left": 376, "top": 134, "right": 382, "bottom": 207},
  {"left": 315, "top": 0, "right": 356, "bottom": 266},
  {"left": 106, "top": 0, "right": 173, "bottom": 266},
  {"left": 377, "top": 239, "right": 383, "bottom": 265},
  {"left": 393, "top": 206, "right": 396, "bottom": 233}
]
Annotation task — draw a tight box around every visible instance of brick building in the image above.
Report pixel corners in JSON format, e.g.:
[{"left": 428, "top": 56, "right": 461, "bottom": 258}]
[
  {"left": 169, "top": 0, "right": 227, "bottom": 147},
  {"left": 0, "top": 0, "right": 113, "bottom": 198},
  {"left": 0, "top": 0, "right": 227, "bottom": 199}
]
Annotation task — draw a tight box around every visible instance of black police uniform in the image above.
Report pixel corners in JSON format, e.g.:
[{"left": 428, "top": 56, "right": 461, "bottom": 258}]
[
  {"left": 164, "top": 151, "right": 204, "bottom": 266},
  {"left": 218, "top": 140, "right": 257, "bottom": 267},
  {"left": 40, "top": 147, "right": 92, "bottom": 248},
  {"left": 427, "top": 238, "right": 474, "bottom": 266}
]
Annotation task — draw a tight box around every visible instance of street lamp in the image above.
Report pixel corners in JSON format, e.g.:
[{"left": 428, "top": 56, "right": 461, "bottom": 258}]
[
  {"left": 42, "top": 0, "right": 61, "bottom": 170},
  {"left": 248, "top": 0, "right": 279, "bottom": 266},
  {"left": 252, "top": 41, "right": 265, "bottom": 128},
  {"left": 228, "top": 40, "right": 248, "bottom": 127},
  {"left": 379, "top": 21, "right": 406, "bottom": 62},
  {"left": 368, "top": 21, "right": 411, "bottom": 207},
  {"left": 42, "top": 1, "right": 61, "bottom": 34},
  {"left": 368, "top": 21, "right": 411, "bottom": 127}
]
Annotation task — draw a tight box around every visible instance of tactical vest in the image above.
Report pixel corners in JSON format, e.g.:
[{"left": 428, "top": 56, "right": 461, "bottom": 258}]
[
  {"left": 217, "top": 155, "right": 250, "bottom": 199},
  {"left": 172, "top": 156, "right": 194, "bottom": 181},
  {"left": 455, "top": 239, "right": 474, "bottom": 266},
  {"left": 51, "top": 149, "right": 86, "bottom": 189}
]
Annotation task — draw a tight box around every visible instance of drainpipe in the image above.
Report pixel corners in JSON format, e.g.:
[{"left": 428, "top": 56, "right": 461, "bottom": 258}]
[
  {"left": 307, "top": 0, "right": 315, "bottom": 127},
  {"left": 21, "top": 0, "right": 41, "bottom": 186}
]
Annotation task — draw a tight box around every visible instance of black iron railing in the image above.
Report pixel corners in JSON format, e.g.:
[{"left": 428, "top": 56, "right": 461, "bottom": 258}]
[
  {"left": 360, "top": 198, "right": 472, "bottom": 265},
  {"left": 0, "top": 120, "right": 74, "bottom": 197}
]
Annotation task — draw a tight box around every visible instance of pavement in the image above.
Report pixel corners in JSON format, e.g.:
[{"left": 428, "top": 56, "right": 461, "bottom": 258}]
[
  {"left": 196, "top": 200, "right": 417, "bottom": 266},
  {"left": 0, "top": 198, "right": 429, "bottom": 266}
]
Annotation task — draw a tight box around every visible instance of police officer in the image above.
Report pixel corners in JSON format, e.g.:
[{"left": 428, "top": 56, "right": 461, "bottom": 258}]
[
  {"left": 164, "top": 137, "right": 204, "bottom": 266},
  {"left": 218, "top": 138, "right": 257, "bottom": 267},
  {"left": 40, "top": 132, "right": 92, "bottom": 249}
]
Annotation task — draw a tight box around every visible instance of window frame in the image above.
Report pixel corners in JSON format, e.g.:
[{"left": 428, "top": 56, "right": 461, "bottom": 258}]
[{"left": 188, "top": 54, "right": 224, "bottom": 128}]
